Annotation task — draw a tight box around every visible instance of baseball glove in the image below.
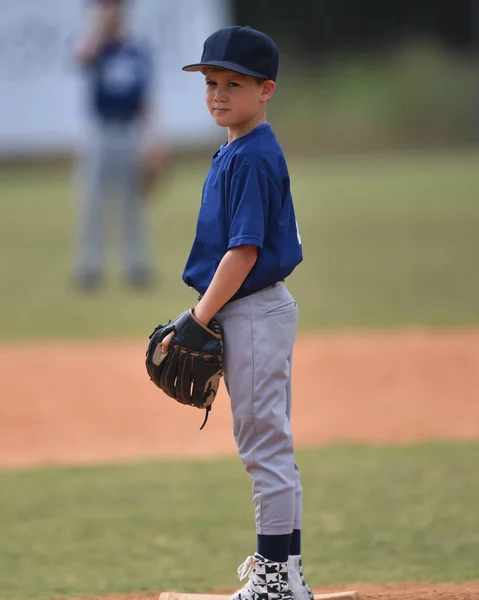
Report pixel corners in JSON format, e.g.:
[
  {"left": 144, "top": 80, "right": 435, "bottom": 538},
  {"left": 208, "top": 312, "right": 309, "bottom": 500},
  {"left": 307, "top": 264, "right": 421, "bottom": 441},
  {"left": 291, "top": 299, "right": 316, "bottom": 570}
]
[{"left": 145, "top": 309, "right": 224, "bottom": 429}]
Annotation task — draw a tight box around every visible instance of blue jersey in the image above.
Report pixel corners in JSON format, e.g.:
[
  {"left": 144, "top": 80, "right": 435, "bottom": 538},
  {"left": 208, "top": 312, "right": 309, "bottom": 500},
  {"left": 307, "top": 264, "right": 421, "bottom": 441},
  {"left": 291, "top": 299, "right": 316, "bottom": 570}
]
[
  {"left": 88, "top": 39, "right": 151, "bottom": 122},
  {"left": 182, "top": 123, "right": 303, "bottom": 300}
]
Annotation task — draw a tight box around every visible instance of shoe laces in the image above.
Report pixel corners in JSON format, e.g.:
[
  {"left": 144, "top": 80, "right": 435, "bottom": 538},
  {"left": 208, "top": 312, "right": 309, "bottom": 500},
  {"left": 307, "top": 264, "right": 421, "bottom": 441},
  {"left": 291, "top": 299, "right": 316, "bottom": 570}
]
[
  {"left": 237, "top": 555, "right": 258, "bottom": 581},
  {"left": 236, "top": 554, "right": 270, "bottom": 594}
]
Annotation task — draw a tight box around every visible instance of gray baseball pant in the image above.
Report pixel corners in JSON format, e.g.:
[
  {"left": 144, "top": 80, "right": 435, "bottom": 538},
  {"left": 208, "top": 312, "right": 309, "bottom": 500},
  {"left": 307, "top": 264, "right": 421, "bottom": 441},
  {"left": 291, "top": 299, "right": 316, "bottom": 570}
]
[
  {"left": 216, "top": 282, "right": 303, "bottom": 535},
  {"left": 74, "top": 119, "right": 149, "bottom": 279}
]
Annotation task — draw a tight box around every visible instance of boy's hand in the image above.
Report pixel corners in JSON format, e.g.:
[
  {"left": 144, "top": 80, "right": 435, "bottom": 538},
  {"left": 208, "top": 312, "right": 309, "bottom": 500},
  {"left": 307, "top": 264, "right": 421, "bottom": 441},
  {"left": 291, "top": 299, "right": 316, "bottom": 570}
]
[
  {"left": 161, "top": 306, "right": 208, "bottom": 353},
  {"left": 160, "top": 331, "right": 174, "bottom": 353}
]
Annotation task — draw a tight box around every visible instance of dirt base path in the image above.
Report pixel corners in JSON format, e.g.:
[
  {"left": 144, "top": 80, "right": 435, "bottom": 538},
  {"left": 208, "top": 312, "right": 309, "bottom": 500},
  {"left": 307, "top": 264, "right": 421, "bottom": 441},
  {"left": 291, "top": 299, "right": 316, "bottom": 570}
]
[
  {"left": 1, "top": 329, "right": 479, "bottom": 600},
  {"left": 1, "top": 329, "right": 478, "bottom": 468}
]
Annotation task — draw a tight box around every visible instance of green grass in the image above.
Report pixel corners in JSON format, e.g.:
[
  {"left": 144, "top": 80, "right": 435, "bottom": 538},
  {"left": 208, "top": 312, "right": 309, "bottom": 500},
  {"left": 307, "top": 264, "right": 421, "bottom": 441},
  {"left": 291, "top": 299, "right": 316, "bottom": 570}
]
[
  {"left": 0, "top": 151, "right": 478, "bottom": 340},
  {"left": 0, "top": 444, "right": 478, "bottom": 599}
]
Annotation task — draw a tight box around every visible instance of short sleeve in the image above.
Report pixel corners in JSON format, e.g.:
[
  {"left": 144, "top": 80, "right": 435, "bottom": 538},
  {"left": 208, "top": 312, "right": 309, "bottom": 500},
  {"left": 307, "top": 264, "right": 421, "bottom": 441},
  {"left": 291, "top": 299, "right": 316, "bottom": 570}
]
[{"left": 227, "top": 164, "right": 281, "bottom": 250}]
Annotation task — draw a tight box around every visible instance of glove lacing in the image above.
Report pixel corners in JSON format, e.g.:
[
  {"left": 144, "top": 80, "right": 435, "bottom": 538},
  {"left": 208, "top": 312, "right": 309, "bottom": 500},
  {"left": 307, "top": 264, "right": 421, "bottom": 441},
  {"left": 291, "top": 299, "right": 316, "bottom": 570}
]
[{"left": 199, "top": 405, "right": 211, "bottom": 430}]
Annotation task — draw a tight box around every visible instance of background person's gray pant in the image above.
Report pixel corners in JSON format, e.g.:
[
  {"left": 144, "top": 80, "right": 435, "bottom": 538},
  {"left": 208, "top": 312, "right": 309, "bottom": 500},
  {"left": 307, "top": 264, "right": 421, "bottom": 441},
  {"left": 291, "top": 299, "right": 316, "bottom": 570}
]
[
  {"left": 74, "top": 119, "right": 150, "bottom": 283},
  {"left": 216, "top": 282, "right": 303, "bottom": 535}
]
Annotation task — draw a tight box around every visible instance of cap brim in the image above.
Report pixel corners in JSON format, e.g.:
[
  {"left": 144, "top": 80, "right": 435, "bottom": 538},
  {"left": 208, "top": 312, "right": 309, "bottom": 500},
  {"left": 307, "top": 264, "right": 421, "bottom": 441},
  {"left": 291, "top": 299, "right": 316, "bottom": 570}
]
[{"left": 182, "top": 60, "right": 267, "bottom": 79}]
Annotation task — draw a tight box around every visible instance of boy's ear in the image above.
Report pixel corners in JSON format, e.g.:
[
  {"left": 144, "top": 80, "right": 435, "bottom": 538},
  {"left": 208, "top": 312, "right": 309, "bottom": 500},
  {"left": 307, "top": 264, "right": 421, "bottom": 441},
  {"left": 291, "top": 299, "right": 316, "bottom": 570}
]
[{"left": 260, "top": 80, "right": 276, "bottom": 102}]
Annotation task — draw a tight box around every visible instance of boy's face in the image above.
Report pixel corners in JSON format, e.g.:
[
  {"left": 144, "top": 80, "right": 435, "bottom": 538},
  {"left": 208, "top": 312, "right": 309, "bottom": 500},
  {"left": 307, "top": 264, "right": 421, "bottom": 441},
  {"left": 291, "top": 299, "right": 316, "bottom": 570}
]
[{"left": 203, "top": 68, "right": 275, "bottom": 130}]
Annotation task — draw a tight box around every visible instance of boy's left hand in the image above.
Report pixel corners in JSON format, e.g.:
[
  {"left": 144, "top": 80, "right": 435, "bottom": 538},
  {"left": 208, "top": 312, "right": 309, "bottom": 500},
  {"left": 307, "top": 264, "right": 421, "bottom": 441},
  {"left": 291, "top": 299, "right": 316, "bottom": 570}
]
[
  {"left": 160, "top": 307, "right": 208, "bottom": 353},
  {"left": 145, "top": 309, "right": 224, "bottom": 429}
]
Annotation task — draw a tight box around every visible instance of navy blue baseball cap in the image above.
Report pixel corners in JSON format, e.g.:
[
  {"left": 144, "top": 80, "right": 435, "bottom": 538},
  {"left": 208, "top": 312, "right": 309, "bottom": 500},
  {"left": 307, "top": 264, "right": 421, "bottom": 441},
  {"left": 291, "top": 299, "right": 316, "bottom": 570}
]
[{"left": 182, "top": 26, "right": 279, "bottom": 82}]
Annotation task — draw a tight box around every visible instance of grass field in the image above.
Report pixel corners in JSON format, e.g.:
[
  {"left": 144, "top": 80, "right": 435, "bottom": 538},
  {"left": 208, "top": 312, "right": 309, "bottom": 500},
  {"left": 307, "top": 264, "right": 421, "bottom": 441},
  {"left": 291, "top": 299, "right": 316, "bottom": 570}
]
[
  {"left": 0, "top": 150, "right": 478, "bottom": 341},
  {"left": 1, "top": 444, "right": 478, "bottom": 600}
]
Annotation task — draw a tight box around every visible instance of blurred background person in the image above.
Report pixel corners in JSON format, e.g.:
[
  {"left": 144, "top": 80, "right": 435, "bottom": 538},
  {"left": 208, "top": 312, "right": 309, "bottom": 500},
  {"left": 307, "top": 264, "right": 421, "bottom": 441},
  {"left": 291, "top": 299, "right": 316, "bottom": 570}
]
[{"left": 73, "top": 0, "right": 166, "bottom": 291}]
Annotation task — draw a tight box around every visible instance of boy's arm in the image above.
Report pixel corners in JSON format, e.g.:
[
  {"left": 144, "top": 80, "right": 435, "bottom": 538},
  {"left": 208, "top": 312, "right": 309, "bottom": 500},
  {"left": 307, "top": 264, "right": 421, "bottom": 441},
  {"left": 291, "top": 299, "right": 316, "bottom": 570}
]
[
  {"left": 161, "top": 245, "right": 258, "bottom": 352},
  {"left": 195, "top": 245, "right": 259, "bottom": 324}
]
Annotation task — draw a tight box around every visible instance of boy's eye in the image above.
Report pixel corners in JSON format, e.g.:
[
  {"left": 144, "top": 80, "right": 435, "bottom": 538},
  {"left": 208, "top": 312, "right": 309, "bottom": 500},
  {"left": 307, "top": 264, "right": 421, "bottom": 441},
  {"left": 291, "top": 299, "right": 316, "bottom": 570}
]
[
  {"left": 228, "top": 82, "right": 239, "bottom": 87},
  {"left": 206, "top": 81, "right": 216, "bottom": 86}
]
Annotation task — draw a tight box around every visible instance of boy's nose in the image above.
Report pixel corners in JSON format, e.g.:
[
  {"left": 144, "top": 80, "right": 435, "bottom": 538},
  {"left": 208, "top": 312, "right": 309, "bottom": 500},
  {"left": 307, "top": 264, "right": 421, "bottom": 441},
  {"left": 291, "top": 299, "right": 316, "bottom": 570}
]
[{"left": 214, "top": 87, "right": 227, "bottom": 102}]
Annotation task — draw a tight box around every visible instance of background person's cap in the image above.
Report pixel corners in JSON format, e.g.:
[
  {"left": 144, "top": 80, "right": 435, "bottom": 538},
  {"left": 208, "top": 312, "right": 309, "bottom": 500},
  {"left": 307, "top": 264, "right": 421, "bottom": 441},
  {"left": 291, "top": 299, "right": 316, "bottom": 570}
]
[{"left": 182, "top": 26, "right": 279, "bottom": 81}]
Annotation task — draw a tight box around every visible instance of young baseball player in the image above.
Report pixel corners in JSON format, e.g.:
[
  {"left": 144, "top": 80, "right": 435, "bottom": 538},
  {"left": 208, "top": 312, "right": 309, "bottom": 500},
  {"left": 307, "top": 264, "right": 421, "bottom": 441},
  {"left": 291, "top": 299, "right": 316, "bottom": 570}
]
[
  {"left": 162, "top": 26, "right": 313, "bottom": 600},
  {"left": 73, "top": 0, "right": 163, "bottom": 290}
]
